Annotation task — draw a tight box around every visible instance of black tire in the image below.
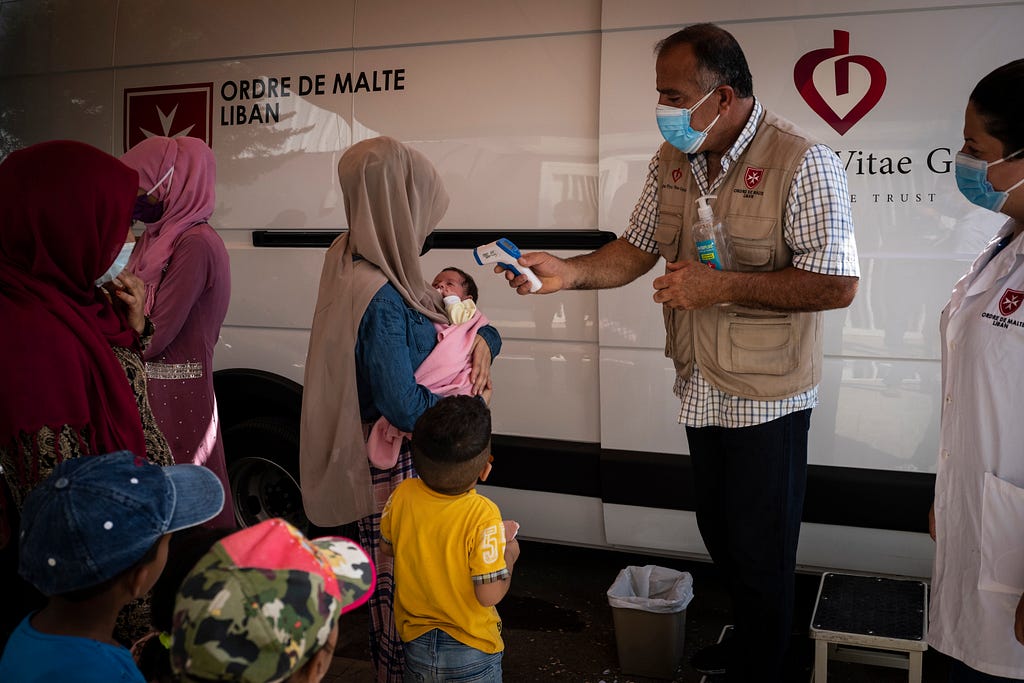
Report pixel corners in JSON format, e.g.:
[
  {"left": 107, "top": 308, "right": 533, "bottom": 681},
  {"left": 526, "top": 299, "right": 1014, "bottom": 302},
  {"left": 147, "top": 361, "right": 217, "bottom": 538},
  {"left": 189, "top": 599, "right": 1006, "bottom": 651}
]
[{"left": 222, "top": 416, "right": 310, "bottom": 533}]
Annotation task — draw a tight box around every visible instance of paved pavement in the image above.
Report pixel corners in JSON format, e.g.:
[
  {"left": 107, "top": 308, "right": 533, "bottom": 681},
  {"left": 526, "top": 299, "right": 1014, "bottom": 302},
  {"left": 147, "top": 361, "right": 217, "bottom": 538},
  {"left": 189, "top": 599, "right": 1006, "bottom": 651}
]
[{"left": 324, "top": 540, "right": 951, "bottom": 682}]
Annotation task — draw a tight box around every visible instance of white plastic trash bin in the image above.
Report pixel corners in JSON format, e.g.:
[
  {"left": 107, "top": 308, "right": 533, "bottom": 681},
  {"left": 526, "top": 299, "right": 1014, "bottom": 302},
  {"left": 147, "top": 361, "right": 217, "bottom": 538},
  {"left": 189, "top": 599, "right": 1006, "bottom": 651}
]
[{"left": 606, "top": 564, "right": 694, "bottom": 679}]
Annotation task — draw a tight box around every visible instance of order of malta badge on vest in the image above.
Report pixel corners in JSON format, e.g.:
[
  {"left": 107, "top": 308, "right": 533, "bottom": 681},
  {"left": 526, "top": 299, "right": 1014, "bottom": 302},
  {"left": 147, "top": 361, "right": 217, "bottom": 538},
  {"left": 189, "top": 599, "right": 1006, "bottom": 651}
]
[
  {"left": 744, "top": 166, "right": 764, "bottom": 190},
  {"left": 999, "top": 288, "right": 1024, "bottom": 317}
]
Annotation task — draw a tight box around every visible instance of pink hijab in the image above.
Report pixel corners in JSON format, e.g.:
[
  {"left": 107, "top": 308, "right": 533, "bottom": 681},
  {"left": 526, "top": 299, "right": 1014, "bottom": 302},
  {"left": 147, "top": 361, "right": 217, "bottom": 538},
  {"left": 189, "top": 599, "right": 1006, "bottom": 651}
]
[{"left": 120, "top": 136, "right": 216, "bottom": 313}]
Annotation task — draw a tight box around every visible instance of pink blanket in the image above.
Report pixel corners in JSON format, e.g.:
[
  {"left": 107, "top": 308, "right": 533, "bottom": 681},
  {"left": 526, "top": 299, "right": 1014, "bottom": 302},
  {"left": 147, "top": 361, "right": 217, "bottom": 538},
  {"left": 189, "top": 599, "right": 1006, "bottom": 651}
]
[{"left": 366, "top": 310, "right": 489, "bottom": 468}]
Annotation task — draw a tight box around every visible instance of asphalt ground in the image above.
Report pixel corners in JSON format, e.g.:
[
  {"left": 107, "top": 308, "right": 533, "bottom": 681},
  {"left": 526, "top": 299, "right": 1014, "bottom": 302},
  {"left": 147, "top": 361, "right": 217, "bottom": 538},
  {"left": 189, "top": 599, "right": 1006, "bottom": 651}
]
[{"left": 326, "top": 539, "right": 953, "bottom": 682}]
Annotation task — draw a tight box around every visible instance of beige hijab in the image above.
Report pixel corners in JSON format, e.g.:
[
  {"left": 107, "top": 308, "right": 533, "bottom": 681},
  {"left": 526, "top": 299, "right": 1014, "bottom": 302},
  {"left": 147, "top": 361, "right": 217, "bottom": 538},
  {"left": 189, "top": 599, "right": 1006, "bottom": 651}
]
[{"left": 300, "top": 137, "right": 449, "bottom": 526}]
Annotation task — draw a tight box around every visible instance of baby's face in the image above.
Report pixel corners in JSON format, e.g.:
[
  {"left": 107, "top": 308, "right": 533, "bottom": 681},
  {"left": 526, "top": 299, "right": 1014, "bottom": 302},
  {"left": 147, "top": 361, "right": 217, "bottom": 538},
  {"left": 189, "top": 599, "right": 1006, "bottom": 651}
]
[{"left": 432, "top": 270, "right": 469, "bottom": 299}]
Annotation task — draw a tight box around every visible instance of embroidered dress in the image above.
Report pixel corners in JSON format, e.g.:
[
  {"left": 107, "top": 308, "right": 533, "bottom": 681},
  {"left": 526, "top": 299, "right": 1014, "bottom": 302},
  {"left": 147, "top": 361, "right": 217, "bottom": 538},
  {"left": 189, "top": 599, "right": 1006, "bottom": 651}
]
[
  {"left": 142, "top": 224, "right": 234, "bottom": 529},
  {"left": 122, "top": 137, "right": 234, "bottom": 529}
]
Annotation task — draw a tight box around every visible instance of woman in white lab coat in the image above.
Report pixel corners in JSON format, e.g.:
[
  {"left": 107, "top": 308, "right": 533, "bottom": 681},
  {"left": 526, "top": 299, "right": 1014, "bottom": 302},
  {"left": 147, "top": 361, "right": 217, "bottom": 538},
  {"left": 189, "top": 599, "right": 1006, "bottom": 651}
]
[{"left": 929, "top": 59, "right": 1024, "bottom": 682}]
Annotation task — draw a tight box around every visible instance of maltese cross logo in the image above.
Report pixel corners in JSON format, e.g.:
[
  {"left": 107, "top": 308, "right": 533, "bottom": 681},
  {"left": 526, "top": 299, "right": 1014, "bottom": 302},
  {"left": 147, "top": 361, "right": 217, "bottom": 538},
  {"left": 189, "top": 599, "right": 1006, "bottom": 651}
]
[
  {"left": 744, "top": 166, "right": 764, "bottom": 190},
  {"left": 999, "top": 288, "right": 1024, "bottom": 317},
  {"left": 123, "top": 82, "right": 213, "bottom": 152}
]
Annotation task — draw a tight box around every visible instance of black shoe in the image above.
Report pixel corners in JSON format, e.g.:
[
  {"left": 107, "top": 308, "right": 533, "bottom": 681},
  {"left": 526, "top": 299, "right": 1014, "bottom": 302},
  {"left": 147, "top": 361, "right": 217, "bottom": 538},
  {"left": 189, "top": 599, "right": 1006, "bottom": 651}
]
[{"left": 690, "top": 639, "right": 732, "bottom": 675}]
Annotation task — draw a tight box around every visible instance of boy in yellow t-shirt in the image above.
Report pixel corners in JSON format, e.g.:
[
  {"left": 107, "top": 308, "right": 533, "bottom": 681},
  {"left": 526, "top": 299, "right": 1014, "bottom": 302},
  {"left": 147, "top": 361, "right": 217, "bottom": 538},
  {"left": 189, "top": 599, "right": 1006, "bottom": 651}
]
[{"left": 380, "top": 395, "right": 520, "bottom": 682}]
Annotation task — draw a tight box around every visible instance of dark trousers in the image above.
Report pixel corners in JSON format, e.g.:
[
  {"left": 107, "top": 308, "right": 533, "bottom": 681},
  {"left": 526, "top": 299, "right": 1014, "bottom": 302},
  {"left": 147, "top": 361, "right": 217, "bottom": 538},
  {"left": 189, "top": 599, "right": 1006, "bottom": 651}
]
[{"left": 686, "top": 408, "right": 811, "bottom": 683}]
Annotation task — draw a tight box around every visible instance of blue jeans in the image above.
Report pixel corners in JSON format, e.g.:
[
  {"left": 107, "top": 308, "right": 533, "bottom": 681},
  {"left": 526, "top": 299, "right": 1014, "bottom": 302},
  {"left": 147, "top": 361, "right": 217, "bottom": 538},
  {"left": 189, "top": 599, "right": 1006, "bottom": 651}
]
[{"left": 402, "top": 629, "right": 503, "bottom": 682}]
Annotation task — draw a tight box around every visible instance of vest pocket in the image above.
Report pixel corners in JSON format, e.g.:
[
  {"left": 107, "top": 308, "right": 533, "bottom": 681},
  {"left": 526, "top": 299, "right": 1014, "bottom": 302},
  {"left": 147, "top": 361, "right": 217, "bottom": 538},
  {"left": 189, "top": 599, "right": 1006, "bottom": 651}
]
[
  {"left": 717, "top": 308, "right": 798, "bottom": 375},
  {"left": 655, "top": 209, "right": 683, "bottom": 263},
  {"left": 731, "top": 239, "right": 774, "bottom": 270},
  {"left": 728, "top": 216, "right": 777, "bottom": 271}
]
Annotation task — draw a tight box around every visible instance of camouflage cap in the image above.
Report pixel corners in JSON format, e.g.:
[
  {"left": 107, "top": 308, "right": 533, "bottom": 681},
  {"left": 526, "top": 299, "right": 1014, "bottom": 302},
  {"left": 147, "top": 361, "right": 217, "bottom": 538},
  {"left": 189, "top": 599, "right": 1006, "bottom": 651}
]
[{"left": 170, "top": 518, "right": 375, "bottom": 683}]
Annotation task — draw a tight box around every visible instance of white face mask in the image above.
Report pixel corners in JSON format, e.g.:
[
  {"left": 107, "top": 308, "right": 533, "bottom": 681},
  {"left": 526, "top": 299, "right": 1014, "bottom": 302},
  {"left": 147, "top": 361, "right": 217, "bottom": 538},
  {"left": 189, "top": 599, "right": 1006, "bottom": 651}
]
[
  {"left": 95, "top": 242, "right": 135, "bottom": 286},
  {"left": 148, "top": 166, "right": 174, "bottom": 196}
]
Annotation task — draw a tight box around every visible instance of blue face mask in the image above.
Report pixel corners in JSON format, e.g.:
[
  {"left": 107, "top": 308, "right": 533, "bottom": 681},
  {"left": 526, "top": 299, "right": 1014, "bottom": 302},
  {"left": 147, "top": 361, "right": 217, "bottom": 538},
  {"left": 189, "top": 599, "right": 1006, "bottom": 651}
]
[
  {"left": 955, "top": 149, "right": 1024, "bottom": 213},
  {"left": 95, "top": 242, "right": 135, "bottom": 287},
  {"left": 656, "top": 88, "right": 720, "bottom": 154}
]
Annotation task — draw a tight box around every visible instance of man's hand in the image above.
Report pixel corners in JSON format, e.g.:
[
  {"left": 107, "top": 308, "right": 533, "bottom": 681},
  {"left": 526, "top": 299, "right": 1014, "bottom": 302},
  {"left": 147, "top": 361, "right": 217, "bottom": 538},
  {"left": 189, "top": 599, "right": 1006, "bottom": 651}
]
[
  {"left": 109, "top": 271, "right": 147, "bottom": 334},
  {"left": 652, "top": 260, "right": 725, "bottom": 310},
  {"left": 494, "top": 251, "right": 568, "bottom": 295}
]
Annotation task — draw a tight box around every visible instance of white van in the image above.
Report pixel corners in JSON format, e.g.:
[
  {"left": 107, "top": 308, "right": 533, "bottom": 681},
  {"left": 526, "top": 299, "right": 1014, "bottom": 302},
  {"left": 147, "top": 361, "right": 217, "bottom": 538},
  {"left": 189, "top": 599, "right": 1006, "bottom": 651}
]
[{"left": 3, "top": 0, "right": 1021, "bottom": 579}]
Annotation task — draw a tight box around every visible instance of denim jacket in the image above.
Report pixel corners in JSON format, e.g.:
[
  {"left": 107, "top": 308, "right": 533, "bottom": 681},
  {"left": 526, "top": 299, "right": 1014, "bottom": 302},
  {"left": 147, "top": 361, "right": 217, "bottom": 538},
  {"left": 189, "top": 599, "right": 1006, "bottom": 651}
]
[{"left": 355, "top": 282, "right": 501, "bottom": 432}]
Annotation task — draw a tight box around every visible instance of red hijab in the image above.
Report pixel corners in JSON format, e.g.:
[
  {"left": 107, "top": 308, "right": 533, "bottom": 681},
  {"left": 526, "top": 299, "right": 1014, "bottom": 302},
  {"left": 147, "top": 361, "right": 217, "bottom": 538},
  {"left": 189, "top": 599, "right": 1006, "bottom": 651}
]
[{"left": 0, "top": 140, "right": 148, "bottom": 480}]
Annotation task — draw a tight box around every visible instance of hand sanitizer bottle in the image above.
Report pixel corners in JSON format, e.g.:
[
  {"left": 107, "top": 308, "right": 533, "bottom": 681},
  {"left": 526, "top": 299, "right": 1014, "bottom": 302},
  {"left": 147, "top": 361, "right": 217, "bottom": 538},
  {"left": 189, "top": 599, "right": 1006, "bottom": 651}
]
[{"left": 692, "top": 194, "right": 732, "bottom": 271}]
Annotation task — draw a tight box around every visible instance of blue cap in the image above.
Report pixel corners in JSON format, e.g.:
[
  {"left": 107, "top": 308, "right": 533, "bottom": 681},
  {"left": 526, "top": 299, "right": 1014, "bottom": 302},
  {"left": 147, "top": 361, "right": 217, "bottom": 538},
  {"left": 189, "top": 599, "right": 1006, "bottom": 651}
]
[{"left": 18, "top": 451, "right": 225, "bottom": 595}]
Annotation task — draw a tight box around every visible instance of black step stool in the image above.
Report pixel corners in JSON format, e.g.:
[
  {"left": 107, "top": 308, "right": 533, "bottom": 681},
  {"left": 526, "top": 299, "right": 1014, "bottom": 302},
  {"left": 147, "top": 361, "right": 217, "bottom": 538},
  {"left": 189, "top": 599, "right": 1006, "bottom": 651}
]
[{"left": 808, "top": 572, "right": 928, "bottom": 683}]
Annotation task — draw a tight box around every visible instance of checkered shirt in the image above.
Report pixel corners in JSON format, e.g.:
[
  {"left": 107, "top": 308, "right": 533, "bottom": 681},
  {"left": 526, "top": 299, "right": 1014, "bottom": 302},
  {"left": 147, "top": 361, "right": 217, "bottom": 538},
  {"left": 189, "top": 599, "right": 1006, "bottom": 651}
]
[{"left": 623, "top": 100, "right": 860, "bottom": 428}]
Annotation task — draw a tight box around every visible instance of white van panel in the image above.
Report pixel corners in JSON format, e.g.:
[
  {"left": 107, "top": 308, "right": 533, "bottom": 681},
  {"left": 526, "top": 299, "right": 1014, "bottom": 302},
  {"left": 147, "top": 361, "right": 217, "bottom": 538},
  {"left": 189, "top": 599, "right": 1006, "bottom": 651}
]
[
  {"left": 603, "top": 502, "right": 932, "bottom": 578},
  {"left": 0, "top": 0, "right": 116, "bottom": 75},
  {"left": 600, "top": 0, "right": 991, "bottom": 29},
  {"left": 480, "top": 486, "right": 608, "bottom": 548},
  {"left": 488, "top": 339, "right": 600, "bottom": 443},
  {"left": 599, "top": 348, "right": 683, "bottom": 455},
  {"left": 354, "top": 0, "right": 600, "bottom": 46},
  {"left": 603, "top": 504, "right": 708, "bottom": 556},
  {"left": 796, "top": 522, "right": 933, "bottom": 578},
  {"left": 598, "top": 270, "right": 666, "bottom": 350},
  {"left": 220, "top": 241, "right": 323, "bottom": 330},
  {"left": 217, "top": 327, "right": 309, "bottom": 386},
  {"left": 351, "top": 33, "right": 600, "bottom": 231},
  {"left": 113, "top": 0, "right": 356, "bottom": 66},
  {"left": 0, "top": 72, "right": 114, "bottom": 149},
  {"left": 816, "top": 358, "right": 939, "bottom": 471}
]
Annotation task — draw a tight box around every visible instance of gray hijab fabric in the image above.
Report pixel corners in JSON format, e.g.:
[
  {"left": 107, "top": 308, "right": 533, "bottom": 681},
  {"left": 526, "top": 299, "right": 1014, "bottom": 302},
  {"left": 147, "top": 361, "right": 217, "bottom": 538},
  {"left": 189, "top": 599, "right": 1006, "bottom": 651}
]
[{"left": 300, "top": 137, "right": 449, "bottom": 526}]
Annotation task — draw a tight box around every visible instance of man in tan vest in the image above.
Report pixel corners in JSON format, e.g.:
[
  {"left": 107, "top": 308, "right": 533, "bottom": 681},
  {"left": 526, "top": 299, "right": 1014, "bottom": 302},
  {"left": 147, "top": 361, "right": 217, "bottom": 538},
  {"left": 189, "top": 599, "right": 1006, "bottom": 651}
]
[{"left": 498, "top": 23, "right": 859, "bottom": 682}]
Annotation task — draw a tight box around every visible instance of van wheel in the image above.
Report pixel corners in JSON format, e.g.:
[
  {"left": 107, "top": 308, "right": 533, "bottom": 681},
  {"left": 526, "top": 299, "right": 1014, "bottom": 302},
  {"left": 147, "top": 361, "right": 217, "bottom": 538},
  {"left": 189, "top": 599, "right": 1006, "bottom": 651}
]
[{"left": 223, "top": 417, "right": 309, "bottom": 533}]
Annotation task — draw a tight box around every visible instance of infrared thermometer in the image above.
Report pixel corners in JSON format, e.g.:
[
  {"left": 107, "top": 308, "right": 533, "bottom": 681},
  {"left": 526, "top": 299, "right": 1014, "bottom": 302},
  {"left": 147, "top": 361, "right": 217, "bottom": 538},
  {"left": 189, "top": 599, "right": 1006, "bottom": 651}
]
[{"left": 474, "top": 238, "right": 543, "bottom": 293}]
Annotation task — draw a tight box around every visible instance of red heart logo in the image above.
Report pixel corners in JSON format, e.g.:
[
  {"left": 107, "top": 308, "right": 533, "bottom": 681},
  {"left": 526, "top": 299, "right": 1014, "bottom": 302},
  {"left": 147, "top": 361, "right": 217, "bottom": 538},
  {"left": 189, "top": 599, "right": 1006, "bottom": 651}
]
[
  {"left": 794, "top": 30, "right": 886, "bottom": 136},
  {"left": 671, "top": 168, "right": 683, "bottom": 182}
]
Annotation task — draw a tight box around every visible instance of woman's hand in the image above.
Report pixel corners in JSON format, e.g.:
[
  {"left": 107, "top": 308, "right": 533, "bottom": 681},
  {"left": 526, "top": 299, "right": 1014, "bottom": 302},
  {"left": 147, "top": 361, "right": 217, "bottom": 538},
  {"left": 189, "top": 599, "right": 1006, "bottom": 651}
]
[
  {"left": 470, "top": 334, "right": 493, "bottom": 397},
  {"left": 110, "top": 271, "right": 146, "bottom": 335}
]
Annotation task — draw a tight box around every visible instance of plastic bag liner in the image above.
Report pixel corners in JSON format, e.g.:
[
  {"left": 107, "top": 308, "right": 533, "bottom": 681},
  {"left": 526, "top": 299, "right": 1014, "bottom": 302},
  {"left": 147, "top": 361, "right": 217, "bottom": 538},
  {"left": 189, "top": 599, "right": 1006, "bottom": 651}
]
[{"left": 607, "top": 564, "right": 694, "bottom": 614}]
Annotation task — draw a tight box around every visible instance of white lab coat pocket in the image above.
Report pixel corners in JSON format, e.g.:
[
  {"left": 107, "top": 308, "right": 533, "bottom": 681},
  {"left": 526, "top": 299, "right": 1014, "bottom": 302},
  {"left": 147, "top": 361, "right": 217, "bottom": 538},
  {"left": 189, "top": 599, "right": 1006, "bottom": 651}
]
[{"left": 979, "top": 471, "right": 1024, "bottom": 595}]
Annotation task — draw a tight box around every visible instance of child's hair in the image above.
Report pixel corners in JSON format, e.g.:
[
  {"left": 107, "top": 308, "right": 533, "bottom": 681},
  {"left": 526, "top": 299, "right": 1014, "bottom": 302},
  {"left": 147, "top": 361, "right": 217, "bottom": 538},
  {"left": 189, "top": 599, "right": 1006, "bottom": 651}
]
[
  {"left": 412, "top": 396, "right": 491, "bottom": 495},
  {"left": 442, "top": 266, "right": 478, "bottom": 303}
]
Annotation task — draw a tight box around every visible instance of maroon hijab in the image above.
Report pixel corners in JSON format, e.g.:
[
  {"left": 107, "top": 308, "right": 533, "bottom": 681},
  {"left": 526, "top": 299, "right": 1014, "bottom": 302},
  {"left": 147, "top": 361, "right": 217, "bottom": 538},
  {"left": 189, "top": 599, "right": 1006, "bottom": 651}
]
[{"left": 0, "top": 140, "right": 147, "bottom": 480}]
